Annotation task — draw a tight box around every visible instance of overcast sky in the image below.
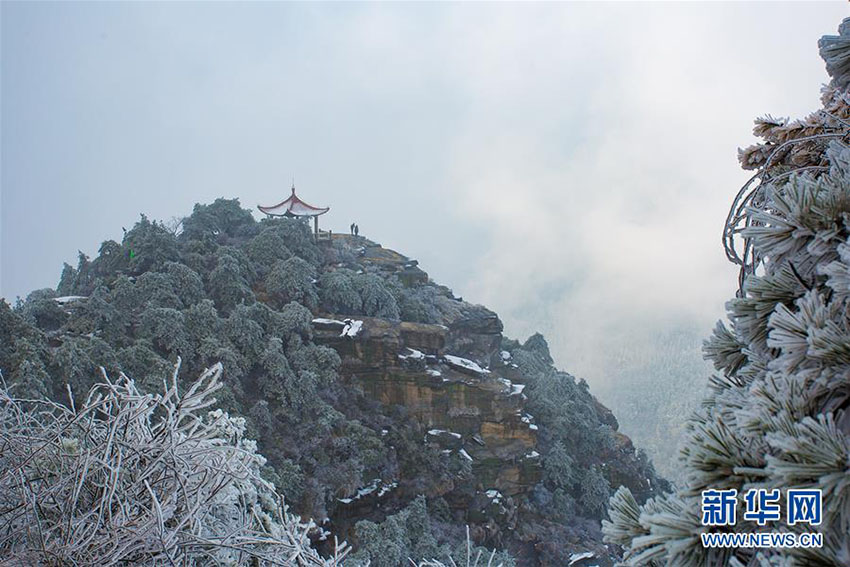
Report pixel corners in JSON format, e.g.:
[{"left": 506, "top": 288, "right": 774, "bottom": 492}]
[{"left": 2, "top": 3, "right": 847, "bottom": 394}]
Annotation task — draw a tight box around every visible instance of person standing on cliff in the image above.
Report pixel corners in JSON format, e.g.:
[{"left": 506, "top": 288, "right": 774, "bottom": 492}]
[{"left": 354, "top": 224, "right": 359, "bottom": 237}]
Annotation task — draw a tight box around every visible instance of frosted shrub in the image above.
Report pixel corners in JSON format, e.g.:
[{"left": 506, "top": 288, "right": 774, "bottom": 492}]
[
  {"left": 247, "top": 227, "right": 294, "bottom": 273},
  {"left": 208, "top": 253, "right": 253, "bottom": 313},
  {"left": 355, "top": 273, "right": 400, "bottom": 319},
  {"left": 318, "top": 269, "right": 362, "bottom": 315},
  {"left": 265, "top": 257, "right": 319, "bottom": 310},
  {"left": 0, "top": 362, "right": 349, "bottom": 566}
]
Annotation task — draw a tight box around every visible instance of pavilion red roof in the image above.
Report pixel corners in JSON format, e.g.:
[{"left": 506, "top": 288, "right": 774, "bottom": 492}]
[{"left": 258, "top": 186, "right": 329, "bottom": 217}]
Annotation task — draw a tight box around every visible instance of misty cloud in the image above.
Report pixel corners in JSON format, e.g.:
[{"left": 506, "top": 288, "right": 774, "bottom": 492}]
[{"left": 2, "top": 3, "right": 845, "bottom": 414}]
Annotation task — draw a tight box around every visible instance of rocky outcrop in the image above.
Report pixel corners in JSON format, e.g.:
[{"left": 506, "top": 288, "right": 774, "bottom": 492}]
[
  {"left": 445, "top": 308, "right": 503, "bottom": 363},
  {"left": 312, "top": 316, "right": 541, "bottom": 502},
  {"left": 313, "top": 240, "right": 660, "bottom": 567},
  {"left": 350, "top": 241, "right": 429, "bottom": 287}
]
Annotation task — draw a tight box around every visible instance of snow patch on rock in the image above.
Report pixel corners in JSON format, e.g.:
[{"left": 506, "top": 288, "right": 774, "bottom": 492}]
[
  {"left": 398, "top": 348, "right": 425, "bottom": 361},
  {"left": 338, "top": 478, "right": 397, "bottom": 504},
  {"left": 569, "top": 552, "right": 595, "bottom": 565},
  {"left": 427, "top": 429, "right": 461, "bottom": 439},
  {"left": 340, "top": 319, "right": 363, "bottom": 338},
  {"left": 485, "top": 489, "right": 503, "bottom": 502},
  {"left": 444, "top": 355, "right": 490, "bottom": 376}
]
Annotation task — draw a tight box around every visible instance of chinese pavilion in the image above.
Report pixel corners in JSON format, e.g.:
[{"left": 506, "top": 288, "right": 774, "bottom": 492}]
[{"left": 258, "top": 184, "right": 330, "bottom": 239}]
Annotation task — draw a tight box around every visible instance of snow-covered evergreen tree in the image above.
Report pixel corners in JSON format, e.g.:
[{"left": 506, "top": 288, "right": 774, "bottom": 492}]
[
  {"left": 355, "top": 272, "right": 400, "bottom": 319},
  {"left": 265, "top": 257, "right": 319, "bottom": 310},
  {"left": 208, "top": 253, "right": 253, "bottom": 313},
  {"left": 318, "top": 269, "right": 363, "bottom": 315},
  {"left": 604, "top": 19, "right": 850, "bottom": 567}
]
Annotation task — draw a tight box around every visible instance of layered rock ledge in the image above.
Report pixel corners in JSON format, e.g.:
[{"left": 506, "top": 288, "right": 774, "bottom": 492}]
[{"left": 312, "top": 315, "right": 542, "bottom": 499}]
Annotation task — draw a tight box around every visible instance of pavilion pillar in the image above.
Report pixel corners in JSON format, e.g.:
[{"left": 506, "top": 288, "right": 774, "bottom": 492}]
[{"left": 314, "top": 216, "right": 319, "bottom": 241}]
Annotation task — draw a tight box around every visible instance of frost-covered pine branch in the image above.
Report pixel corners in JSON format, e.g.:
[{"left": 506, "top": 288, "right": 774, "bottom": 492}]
[
  {"left": 0, "top": 360, "right": 349, "bottom": 566},
  {"left": 605, "top": 17, "right": 850, "bottom": 567},
  {"left": 725, "top": 19, "right": 850, "bottom": 291}
]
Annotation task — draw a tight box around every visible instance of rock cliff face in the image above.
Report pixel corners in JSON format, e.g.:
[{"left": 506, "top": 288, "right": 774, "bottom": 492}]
[{"left": 312, "top": 315, "right": 542, "bottom": 501}]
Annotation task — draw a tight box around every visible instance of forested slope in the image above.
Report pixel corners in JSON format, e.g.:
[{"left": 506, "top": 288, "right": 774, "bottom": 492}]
[{"left": 2, "top": 199, "right": 664, "bottom": 566}]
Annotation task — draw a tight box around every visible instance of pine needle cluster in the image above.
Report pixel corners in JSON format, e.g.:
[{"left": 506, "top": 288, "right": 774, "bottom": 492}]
[{"left": 604, "top": 18, "right": 850, "bottom": 567}]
